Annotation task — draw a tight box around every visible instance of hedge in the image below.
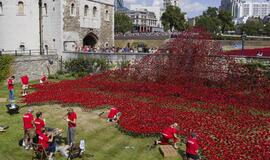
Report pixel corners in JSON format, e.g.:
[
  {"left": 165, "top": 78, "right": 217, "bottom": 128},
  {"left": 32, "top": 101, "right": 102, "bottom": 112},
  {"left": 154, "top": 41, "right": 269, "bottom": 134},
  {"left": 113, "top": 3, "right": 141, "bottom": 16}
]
[{"left": 0, "top": 55, "right": 13, "bottom": 83}]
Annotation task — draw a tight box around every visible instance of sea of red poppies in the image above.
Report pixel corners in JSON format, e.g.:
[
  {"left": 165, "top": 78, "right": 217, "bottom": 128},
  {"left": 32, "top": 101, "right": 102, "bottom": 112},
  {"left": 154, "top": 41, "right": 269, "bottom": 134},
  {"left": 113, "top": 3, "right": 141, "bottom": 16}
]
[
  {"left": 24, "top": 28, "right": 270, "bottom": 160},
  {"left": 225, "top": 47, "right": 270, "bottom": 57}
]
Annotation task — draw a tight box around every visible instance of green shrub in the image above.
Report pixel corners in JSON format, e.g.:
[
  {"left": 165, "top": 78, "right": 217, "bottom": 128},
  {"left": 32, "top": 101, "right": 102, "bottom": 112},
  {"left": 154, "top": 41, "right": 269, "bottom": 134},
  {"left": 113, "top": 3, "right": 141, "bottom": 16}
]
[
  {"left": 117, "top": 60, "right": 130, "bottom": 69},
  {"left": 0, "top": 55, "right": 14, "bottom": 83},
  {"left": 64, "top": 58, "right": 112, "bottom": 77}
]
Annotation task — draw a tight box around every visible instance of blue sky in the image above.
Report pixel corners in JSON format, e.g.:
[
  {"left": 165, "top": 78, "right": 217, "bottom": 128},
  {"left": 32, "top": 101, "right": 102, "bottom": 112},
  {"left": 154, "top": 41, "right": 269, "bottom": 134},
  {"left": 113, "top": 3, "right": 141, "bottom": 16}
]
[{"left": 124, "top": 0, "right": 221, "bottom": 18}]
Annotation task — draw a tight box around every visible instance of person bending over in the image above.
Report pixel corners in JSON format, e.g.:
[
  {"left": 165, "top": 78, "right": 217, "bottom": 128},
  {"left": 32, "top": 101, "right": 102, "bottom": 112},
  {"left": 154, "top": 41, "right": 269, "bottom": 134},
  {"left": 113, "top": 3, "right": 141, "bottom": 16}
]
[
  {"left": 107, "top": 107, "right": 121, "bottom": 122},
  {"left": 155, "top": 123, "right": 180, "bottom": 149}
]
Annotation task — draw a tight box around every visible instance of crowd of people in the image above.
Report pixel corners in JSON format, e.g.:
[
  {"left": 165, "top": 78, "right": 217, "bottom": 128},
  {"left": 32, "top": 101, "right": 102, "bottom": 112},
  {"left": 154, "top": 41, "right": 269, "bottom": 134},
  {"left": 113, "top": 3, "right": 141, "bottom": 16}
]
[
  {"left": 78, "top": 46, "right": 158, "bottom": 54},
  {"left": 114, "top": 32, "right": 181, "bottom": 40},
  {"left": 6, "top": 74, "right": 200, "bottom": 160}
]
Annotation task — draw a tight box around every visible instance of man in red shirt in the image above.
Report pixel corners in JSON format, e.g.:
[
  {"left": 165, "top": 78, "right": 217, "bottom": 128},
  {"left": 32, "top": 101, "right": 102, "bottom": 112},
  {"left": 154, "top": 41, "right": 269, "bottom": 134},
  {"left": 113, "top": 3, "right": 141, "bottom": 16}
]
[
  {"left": 23, "top": 107, "right": 35, "bottom": 149},
  {"left": 34, "top": 112, "right": 45, "bottom": 136},
  {"left": 107, "top": 107, "right": 121, "bottom": 122},
  {"left": 155, "top": 123, "right": 180, "bottom": 149},
  {"left": 7, "top": 76, "right": 15, "bottom": 101},
  {"left": 38, "top": 129, "right": 55, "bottom": 159},
  {"left": 64, "top": 108, "right": 77, "bottom": 145},
  {"left": 186, "top": 133, "right": 200, "bottom": 160},
  {"left": 20, "top": 75, "right": 29, "bottom": 96}
]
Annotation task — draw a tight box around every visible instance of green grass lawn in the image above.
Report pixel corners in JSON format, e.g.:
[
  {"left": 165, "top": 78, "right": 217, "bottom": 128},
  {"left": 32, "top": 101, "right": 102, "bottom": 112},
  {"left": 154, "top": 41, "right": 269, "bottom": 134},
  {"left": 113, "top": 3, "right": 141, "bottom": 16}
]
[{"left": 0, "top": 81, "right": 184, "bottom": 160}]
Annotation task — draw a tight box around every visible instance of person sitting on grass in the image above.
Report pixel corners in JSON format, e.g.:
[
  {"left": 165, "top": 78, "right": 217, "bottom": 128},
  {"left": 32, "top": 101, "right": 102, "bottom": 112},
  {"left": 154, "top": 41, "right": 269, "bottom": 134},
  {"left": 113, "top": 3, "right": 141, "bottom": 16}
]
[
  {"left": 34, "top": 112, "right": 45, "bottom": 140},
  {"left": 107, "top": 107, "right": 121, "bottom": 122},
  {"left": 186, "top": 133, "right": 200, "bottom": 160},
  {"left": 23, "top": 107, "right": 35, "bottom": 150},
  {"left": 155, "top": 123, "right": 180, "bottom": 149},
  {"left": 20, "top": 75, "right": 29, "bottom": 97},
  {"left": 38, "top": 129, "right": 56, "bottom": 160}
]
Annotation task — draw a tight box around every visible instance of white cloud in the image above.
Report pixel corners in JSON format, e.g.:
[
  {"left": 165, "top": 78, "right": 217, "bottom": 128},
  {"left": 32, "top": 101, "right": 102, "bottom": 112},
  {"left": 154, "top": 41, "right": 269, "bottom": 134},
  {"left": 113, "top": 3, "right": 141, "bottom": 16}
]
[
  {"left": 125, "top": 0, "right": 137, "bottom": 4},
  {"left": 152, "top": 0, "right": 162, "bottom": 6},
  {"left": 181, "top": 0, "right": 207, "bottom": 13}
]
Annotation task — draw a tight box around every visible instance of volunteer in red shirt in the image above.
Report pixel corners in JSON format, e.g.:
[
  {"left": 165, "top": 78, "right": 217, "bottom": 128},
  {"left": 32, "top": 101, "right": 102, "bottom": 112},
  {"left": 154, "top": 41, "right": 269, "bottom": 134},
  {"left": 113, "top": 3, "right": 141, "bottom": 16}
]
[
  {"left": 7, "top": 76, "right": 15, "bottom": 101},
  {"left": 186, "top": 133, "right": 200, "bottom": 160},
  {"left": 155, "top": 123, "right": 180, "bottom": 149},
  {"left": 34, "top": 112, "right": 45, "bottom": 136},
  {"left": 23, "top": 107, "right": 35, "bottom": 150},
  {"left": 64, "top": 108, "right": 77, "bottom": 145},
  {"left": 107, "top": 107, "right": 121, "bottom": 122},
  {"left": 40, "top": 74, "right": 47, "bottom": 84},
  {"left": 20, "top": 75, "right": 29, "bottom": 96},
  {"left": 38, "top": 129, "right": 55, "bottom": 159}
]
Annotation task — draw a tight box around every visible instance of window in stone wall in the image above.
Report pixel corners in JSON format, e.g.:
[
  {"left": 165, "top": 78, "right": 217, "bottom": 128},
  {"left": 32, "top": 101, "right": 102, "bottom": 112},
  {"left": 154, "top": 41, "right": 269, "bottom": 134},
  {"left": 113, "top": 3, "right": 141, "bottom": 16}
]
[
  {"left": 0, "top": 2, "right": 3, "bottom": 15},
  {"left": 18, "top": 1, "right": 24, "bottom": 15},
  {"left": 105, "top": 10, "right": 109, "bottom": 21},
  {"left": 44, "top": 3, "right": 48, "bottom": 15},
  {"left": 19, "top": 45, "right": 25, "bottom": 51},
  {"left": 70, "top": 3, "right": 75, "bottom": 16},
  {"left": 93, "top": 6, "right": 97, "bottom": 17},
  {"left": 84, "top": 5, "right": 89, "bottom": 17}
]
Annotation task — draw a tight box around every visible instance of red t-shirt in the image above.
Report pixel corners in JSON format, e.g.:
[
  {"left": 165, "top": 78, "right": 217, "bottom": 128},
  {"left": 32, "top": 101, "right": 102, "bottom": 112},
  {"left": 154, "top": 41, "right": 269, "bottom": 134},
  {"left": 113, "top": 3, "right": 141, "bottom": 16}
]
[
  {"left": 38, "top": 133, "right": 49, "bottom": 149},
  {"left": 21, "top": 75, "right": 29, "bottom": 85},
  {"left": 41, "top": 75, "right": 47, "bottom": 82},
  {"left": 186, "top": 136, "right": 199, "bottom": 155},
  {"left": 107, "top": 108, "right": 118, "bottom": 119},
  {"left": 23, "top": 113, "right": 34, "bottom": 130},
  {"left": 68, "top": 112, "right": 77, "bottom": 128},
  {"left": 162, "top": 126, "right": 177, "bottom": 138},
  {"left": 7, "top": 79, "right": 14, "bottom": 90},
  {"left": 34, "top": 118, "right": 45, "bottom": 135}
]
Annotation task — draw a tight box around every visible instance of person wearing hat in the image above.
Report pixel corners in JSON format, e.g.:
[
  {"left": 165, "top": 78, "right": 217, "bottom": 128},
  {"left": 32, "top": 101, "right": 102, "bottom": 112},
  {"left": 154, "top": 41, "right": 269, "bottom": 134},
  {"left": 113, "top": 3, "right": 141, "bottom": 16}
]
[
  {"left": 64, "top": 108, "right": 77, "bottom": 145},
  {"left": 155, "top": 123, "right": 180, "bottom": 149},
  {"left": 23, "top": 107, "right": 35, "bottom": 149},
  {"left": 186, "top": 133, "right": 200, "bottom": 160}
]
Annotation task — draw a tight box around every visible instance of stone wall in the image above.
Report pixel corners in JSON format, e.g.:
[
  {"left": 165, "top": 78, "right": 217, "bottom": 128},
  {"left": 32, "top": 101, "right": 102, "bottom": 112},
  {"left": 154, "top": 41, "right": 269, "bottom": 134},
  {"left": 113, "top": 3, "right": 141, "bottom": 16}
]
[
  {"left": 63, "top": 0, "right": 114, "bottom": 50},
  {"left": 11, "top": 55, "right": 59, "bottom": 83}
]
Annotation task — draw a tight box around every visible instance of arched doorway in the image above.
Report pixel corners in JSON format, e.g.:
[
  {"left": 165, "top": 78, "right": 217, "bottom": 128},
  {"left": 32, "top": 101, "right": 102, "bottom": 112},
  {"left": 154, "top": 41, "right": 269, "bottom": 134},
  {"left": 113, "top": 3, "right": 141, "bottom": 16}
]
[{"left": 83, "top": 33, "right": 98, "bottom": 48}]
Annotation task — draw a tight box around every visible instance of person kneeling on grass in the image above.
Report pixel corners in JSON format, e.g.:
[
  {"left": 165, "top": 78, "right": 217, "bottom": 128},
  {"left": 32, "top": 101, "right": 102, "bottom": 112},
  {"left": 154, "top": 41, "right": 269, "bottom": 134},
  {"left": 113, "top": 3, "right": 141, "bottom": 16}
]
[
  {"left": 107, "top": 107, "right": 121, "bottom": 122},
  {"left": 38, "top": 129, "right": 56, "bottom": 160},
  {"left": 155, "top": 123, "right": 180, "bottom": 149},
  {"left": 186, "top": 133, "right": 200, "bottom": 160}
]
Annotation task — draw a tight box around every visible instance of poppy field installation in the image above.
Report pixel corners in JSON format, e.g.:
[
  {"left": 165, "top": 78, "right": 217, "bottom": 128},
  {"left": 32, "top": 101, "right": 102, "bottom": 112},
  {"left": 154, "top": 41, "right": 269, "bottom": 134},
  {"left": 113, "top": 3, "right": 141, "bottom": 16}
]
[{"left": 24, "top": 28, "right": 270, "bottom": 160}]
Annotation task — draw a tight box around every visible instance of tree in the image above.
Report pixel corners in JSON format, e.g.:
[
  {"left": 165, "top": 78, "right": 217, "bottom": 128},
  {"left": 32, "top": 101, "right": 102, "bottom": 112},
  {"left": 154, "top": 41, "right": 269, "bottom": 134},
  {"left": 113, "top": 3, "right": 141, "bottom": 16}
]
[
  {"left": 196, "top": 7, "right": 221, "bottom": 34},
  {"left": 114, "top": 12, "right": 133, "bottom": 34},
  {"left": 196, "top": 7, "right": 235, "bottom": 34},
  {"left": 239, "top": 18, "right": 264, "bottom": 36},
  {"left": 218, "top": 10, "right": 235, "bottom": 33},
  {"left": 161, "top": 6, "right": 187, "bottom": 32},
  {"left": 264, "top": 22, "right": 270, "bottom": 36}
]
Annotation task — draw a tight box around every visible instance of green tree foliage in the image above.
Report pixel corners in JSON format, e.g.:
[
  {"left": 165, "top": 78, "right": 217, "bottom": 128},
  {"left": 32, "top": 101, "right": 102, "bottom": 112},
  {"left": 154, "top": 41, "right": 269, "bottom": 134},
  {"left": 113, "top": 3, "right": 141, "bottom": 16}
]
[
  {"left": 196, "top": 7, "right": 234, "bottom": 34},
  {"left": 114, "top": 12, "right": 133, "bottom": 34},
  {"left": 264, "top": 22, "right": 270, "bottom": 36},
  {"left": 0, "top": 55, "right": 13, "bottom": 82},
  {"left": 64, "top": 58, "right": 112, "bottom": 77},
  {"left": 161, "top": 6, "right": 187, "bottom": 32},
  {"left": 239, "top": 18, "right": 264, "bottom": 36},
  {"left": 218, "top": 10, "right": 235, "bottom": 33}
]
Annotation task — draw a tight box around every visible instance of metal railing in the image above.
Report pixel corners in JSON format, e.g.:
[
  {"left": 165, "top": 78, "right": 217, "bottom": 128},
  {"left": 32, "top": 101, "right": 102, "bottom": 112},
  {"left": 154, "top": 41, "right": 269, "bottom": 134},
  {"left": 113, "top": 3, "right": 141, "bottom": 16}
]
[{"left": 0, "top": 49, "right": 57, "bottom": 56}]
